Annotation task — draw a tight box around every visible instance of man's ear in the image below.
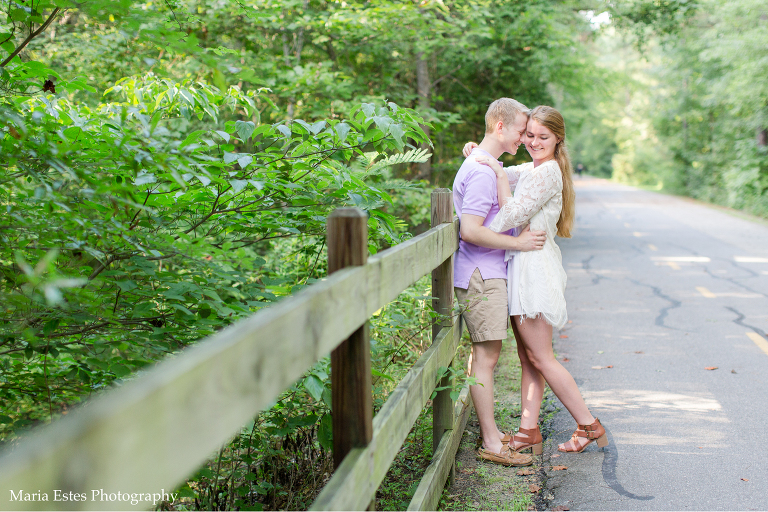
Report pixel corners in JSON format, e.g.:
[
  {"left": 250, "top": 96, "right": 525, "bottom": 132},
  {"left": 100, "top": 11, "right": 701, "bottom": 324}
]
[{"left": 495, "top": 121, "right": 504, "bottom": 135}]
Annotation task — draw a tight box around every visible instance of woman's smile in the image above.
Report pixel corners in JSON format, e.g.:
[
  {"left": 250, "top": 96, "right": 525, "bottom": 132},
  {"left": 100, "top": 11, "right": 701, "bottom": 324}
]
[{"left": 524, "top": 119, "right": 558, "bottom": 164}]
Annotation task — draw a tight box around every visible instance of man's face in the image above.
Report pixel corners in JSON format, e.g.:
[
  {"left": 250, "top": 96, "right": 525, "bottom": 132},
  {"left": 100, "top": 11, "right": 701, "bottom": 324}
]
[{"left": 502, "top": 113, "right": 529, "bottom": 155}]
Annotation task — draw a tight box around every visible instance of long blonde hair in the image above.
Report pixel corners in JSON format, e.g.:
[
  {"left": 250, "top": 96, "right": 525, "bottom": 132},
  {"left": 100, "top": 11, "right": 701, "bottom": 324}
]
[{"left": 530, "top": 106, "right": 575, "bottom": 238}]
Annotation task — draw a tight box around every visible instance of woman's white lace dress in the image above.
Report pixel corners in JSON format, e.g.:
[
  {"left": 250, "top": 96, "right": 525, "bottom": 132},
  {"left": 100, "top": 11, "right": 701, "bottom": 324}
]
[{"left": 488, "top": 160, "right": 568, "bottom": 329}]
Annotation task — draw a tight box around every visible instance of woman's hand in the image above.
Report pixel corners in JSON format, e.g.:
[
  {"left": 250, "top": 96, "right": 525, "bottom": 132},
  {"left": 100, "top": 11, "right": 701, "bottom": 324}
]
[
  {"left": 462, "top": 141, "right": 479, "bottom": 157},
  {"left": 513, "top": 225, "right": 546, "bottom": 252},
  {"left": 474, "top": 155, "right": 504, "bottom": 177}
]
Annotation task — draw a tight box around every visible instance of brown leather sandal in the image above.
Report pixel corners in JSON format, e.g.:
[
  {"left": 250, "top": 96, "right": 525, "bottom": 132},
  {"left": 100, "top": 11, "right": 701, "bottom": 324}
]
[
  {"left": 558, "top": 417, "right": 608, "bottom": 453},
  {"left": 476, "top": 445, "right": 533, "bottom": 467},
  {"left": 509, "top": 425, "right": 543, "bottom": 455}
]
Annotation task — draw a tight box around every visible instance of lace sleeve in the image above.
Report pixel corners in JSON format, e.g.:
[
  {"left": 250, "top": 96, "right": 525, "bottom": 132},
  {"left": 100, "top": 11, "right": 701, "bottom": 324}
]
[
  {"left": 505, "top": 163, "right": 527, "bottom": 191},
  {"left": 489, "top": 162, "right": 562, "bottom": 232}
]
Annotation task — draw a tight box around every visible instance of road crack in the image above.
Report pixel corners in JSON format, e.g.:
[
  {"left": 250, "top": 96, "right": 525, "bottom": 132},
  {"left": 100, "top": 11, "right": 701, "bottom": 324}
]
[
  {"left": 704, "top": 262, "right": 768, "bottom": 300},
  {"left": 629, "top": 279, "right": 682, "bottom": 330},
  {"left": 726, "top": 306, "right": 768, "bottom": 338}
]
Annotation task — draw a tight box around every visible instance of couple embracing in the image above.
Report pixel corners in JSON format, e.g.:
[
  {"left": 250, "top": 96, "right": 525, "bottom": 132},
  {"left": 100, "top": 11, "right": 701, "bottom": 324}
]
[{"left": 453, "top": 98, "right": 608, "bottom": 467}]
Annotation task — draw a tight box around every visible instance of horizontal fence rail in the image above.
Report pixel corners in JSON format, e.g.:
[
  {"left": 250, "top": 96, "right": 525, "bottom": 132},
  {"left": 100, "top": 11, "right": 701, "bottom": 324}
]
[
  {"left": 311, "top": 319, "right": 469, "bottom": 511},
  {"left": 0, "top": 189, "right": 466, "bottom": 511}
]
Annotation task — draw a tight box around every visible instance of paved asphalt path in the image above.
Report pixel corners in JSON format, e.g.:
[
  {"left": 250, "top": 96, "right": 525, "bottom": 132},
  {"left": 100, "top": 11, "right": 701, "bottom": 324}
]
[{"left": 541, "top": 176, "right": 768, "bottom": 511}]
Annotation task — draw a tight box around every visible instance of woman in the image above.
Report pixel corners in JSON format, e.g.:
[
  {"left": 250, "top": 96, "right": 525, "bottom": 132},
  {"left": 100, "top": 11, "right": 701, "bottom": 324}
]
[{"left": 463, "top": 105, "right": 607, "bottom": 453}]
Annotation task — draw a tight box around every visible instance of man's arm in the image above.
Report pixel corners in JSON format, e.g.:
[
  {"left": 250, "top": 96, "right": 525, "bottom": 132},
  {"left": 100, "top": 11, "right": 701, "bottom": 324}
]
[{"left": 460, "top": 214, "right": 545, "bottom": 251}]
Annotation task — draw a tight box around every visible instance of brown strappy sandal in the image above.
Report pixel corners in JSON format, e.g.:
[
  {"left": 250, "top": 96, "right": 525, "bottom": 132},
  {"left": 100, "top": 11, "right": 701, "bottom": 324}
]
[
  {"left": 558, "top": 417, "right": 608, "bottom": 453},
  {"left": 508, "top": 425, "right": 543, "bottom": 455}
]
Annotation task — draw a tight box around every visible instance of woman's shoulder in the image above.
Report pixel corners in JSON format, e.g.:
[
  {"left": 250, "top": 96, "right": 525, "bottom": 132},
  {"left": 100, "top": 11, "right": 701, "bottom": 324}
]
[
  {"left": 529, "top": 159, "right": 561, "bottom": 178},
  {"left": 539, "top": 159, "right": 561, "bottom": 172},
  {"left": 512, "top": 161, "right": 535, "bottom": 174}
]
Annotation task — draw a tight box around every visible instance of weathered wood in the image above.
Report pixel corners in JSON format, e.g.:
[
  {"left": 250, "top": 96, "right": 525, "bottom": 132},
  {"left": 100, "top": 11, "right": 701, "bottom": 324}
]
[
  {"left": 331, "top": 322, "right": 373, "bottom": 467},
  {"left": 430, "top": 189, "right": 455, "bottom": 475},
  {"left": 327, "top": 209, "right": 373, "bottom": 470},
  {"left": 310, "top": 321, "right": 462, "bottom": 511},
  {"left": 327, "top": 208, "right": 368, "bottom": 274},
  {"left": 430, "top": 189, "right": 454, "bottom": 339},
  {"left": 0, "top": 218, "right": 458, "bottom": 511},
  {"left": 408, "top": 384, "right": 473, "bottom": 511}
]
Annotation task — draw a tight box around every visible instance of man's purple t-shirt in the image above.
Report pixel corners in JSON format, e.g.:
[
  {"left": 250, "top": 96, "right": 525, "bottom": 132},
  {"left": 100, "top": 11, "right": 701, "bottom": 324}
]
[{"left": 452, "top": 148, "right": 512, "bottom": 289}]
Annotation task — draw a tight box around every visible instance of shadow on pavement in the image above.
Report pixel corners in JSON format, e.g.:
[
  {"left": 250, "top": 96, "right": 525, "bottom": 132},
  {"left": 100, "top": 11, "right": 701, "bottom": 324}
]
[{"left": 602, "top": 428, "right": 654, "bottom": 501}]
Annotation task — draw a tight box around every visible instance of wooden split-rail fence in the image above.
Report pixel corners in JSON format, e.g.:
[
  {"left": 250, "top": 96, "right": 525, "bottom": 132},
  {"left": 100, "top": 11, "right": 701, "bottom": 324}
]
[{"left": 0, "top": 189, "right": 472, "bottom": 511}]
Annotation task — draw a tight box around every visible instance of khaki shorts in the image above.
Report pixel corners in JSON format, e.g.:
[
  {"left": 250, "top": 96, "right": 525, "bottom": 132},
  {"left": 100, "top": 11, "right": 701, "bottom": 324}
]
[{"left": 455, "top": 268, "right": 509, "bottom": 343}]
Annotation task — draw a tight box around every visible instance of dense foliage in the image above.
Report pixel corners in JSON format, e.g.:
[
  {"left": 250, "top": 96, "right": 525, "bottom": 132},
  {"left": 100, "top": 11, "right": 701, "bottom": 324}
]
[{"left": 583, "top": 0, "right": 768, "bottom": 216}]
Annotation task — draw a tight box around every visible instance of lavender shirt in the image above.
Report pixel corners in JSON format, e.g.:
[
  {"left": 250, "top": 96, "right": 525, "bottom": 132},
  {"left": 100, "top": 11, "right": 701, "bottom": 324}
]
[{"left": 452, "top": 148, "right": 513, "bottom": 289}]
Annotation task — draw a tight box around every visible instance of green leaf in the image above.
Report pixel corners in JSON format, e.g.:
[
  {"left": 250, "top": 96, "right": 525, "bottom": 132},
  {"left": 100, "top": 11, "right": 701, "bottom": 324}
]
[
  {"left": 230, "top": 179, "right": 248, "bottom": 193},
  {"left": 303, "top": 374, "right": 324, "bottom": 401},
  {"left": 309, "top": 120, "right": 326, "bottom": 134},
  {"left": 321, "top": 386, "right": 332, "bottom": 408},
  {"left": 180, "top": 130, "right": 205, "bottom": 149},
  {"left": 134, "top": 172, "right": 156, "bottom": 186},
  {"left": 371, "top": 368, "right": 394, "bottom": 381},
  {"left": 389, "top": 124, "right": 405, "bottom": 150},
  {"left": 235, "top": 120, "right": 255, "bottom": 140},
  {"left": 361, "top": 103, "right": 375, "bottom": 117},
  {"left": 335, "top": 122, "right": 350, "bottom": 142},
  {"left": 203, "top": 289, "right": 222, "bottom": 301},
  {"left": 10, "top": 9, "right": 28, "bottom": 22},
  {"left": 177, "top": 485, "right": 197, "bottom": 499},
  {"left": 110, "top": 364, "right": 131, "bottom": 378},
  {"left": 170, "top": 304, "right": 194, "bottom": 316},
  {"left": 237, "top": 155, "right": 253, "bottom": 168},
  {"left": 318, "top": 414, "right": 333, "bottom": 451},
  {"left": 372, "top": 116, "right": 391, "bottom": 133},
  {"left": 115, "top": 280, "right": 137, "bottom": 292}
]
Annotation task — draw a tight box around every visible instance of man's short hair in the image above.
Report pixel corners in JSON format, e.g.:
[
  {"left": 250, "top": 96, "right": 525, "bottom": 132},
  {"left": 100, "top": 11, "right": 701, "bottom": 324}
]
[{"left": 485, "top": 98, "right": 529, "bottom": 134}]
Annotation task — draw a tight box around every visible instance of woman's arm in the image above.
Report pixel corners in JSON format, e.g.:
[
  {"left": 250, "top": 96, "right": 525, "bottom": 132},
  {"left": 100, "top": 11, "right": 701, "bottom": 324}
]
[
  {"left": 505, "top": 165, "right": 524, "bottom": 191},
  {"left": 473, "top": 155, "right": 512, "bottom": 207},
  {"left": 485, "top": 163, "right": 562, "bottom": 233},
  {"left": 463, "top": 142, "right": 523, "bottom": 190}
]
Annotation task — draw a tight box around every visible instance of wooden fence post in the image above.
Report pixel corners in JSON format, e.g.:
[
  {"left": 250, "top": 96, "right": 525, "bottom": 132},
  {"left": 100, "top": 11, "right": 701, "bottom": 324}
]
[
  {"left": 327, "top": 208, "right": 372, "bottom": 472},
  {"left": 430, "top": 189, "right": 455, "bottom": 484}
]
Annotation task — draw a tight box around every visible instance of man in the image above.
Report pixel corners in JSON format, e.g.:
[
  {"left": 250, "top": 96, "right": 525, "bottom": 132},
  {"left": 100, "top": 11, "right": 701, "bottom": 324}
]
[{"left": 453, "top": 98, "right": 545, "bottom": 466}]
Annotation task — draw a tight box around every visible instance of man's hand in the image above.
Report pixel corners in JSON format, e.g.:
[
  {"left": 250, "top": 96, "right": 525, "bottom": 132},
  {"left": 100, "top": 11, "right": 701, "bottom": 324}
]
[
  {"left": 461, "top": 215, "right": 546, "bottom": 252},
  {"left": 514, "top": 225, "right": 546, "bottom": 252},
  {"left": 462, "top": 141, "right": 479, "bottom": 157}
]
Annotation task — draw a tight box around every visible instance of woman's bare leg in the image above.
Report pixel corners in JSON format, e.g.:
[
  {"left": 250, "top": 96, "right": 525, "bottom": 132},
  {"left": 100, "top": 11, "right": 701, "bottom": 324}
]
[
  {"left": 511, "top": 317, "right": 545, "bottom": 431},
  {"left": 514, "top": 316, "right": 595, "bottom": 435}
]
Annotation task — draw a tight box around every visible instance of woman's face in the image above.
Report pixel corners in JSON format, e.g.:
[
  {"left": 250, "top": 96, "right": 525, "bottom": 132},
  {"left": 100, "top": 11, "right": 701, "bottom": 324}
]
[{"left": 524, "top": 119, "right": 559, "bottom": 163}]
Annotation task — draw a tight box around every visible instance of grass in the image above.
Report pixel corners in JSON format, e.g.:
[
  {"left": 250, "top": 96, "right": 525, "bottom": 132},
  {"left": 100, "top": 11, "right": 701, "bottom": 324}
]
[
  {"left": 375, "top": 408, "right": 434, "bottom": 510},
  {"left": 439, "top": 332, "right": 541, "bottom": 512},
  {"left": 375, "top": 327, "right": 559, "bottom": 511}
]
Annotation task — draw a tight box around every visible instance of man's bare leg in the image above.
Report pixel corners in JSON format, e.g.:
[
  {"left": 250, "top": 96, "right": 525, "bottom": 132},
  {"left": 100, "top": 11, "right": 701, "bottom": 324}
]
[{"left": 469, "top": 339, "right": 504, "bottom": 454}]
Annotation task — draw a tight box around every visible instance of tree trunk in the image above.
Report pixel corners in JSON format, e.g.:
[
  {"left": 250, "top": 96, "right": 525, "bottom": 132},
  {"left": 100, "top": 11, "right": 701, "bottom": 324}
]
[
  {"left": 757, "top": 128, "right": 767, "bottom": 147},
  {"left": 282, "top": 32, "right": 294, "bottom": 120},
  {"left": 416, "top": 51, "right": 432, "bottom": 181},
  {"left": 282, "top": 0, "right": 309, "bottom": 121}
]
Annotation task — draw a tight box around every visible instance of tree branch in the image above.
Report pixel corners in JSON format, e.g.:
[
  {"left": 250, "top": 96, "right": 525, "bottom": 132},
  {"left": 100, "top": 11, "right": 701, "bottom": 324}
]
[{"left": 0, "top": 8, "right": 61, "bottom": 68}]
